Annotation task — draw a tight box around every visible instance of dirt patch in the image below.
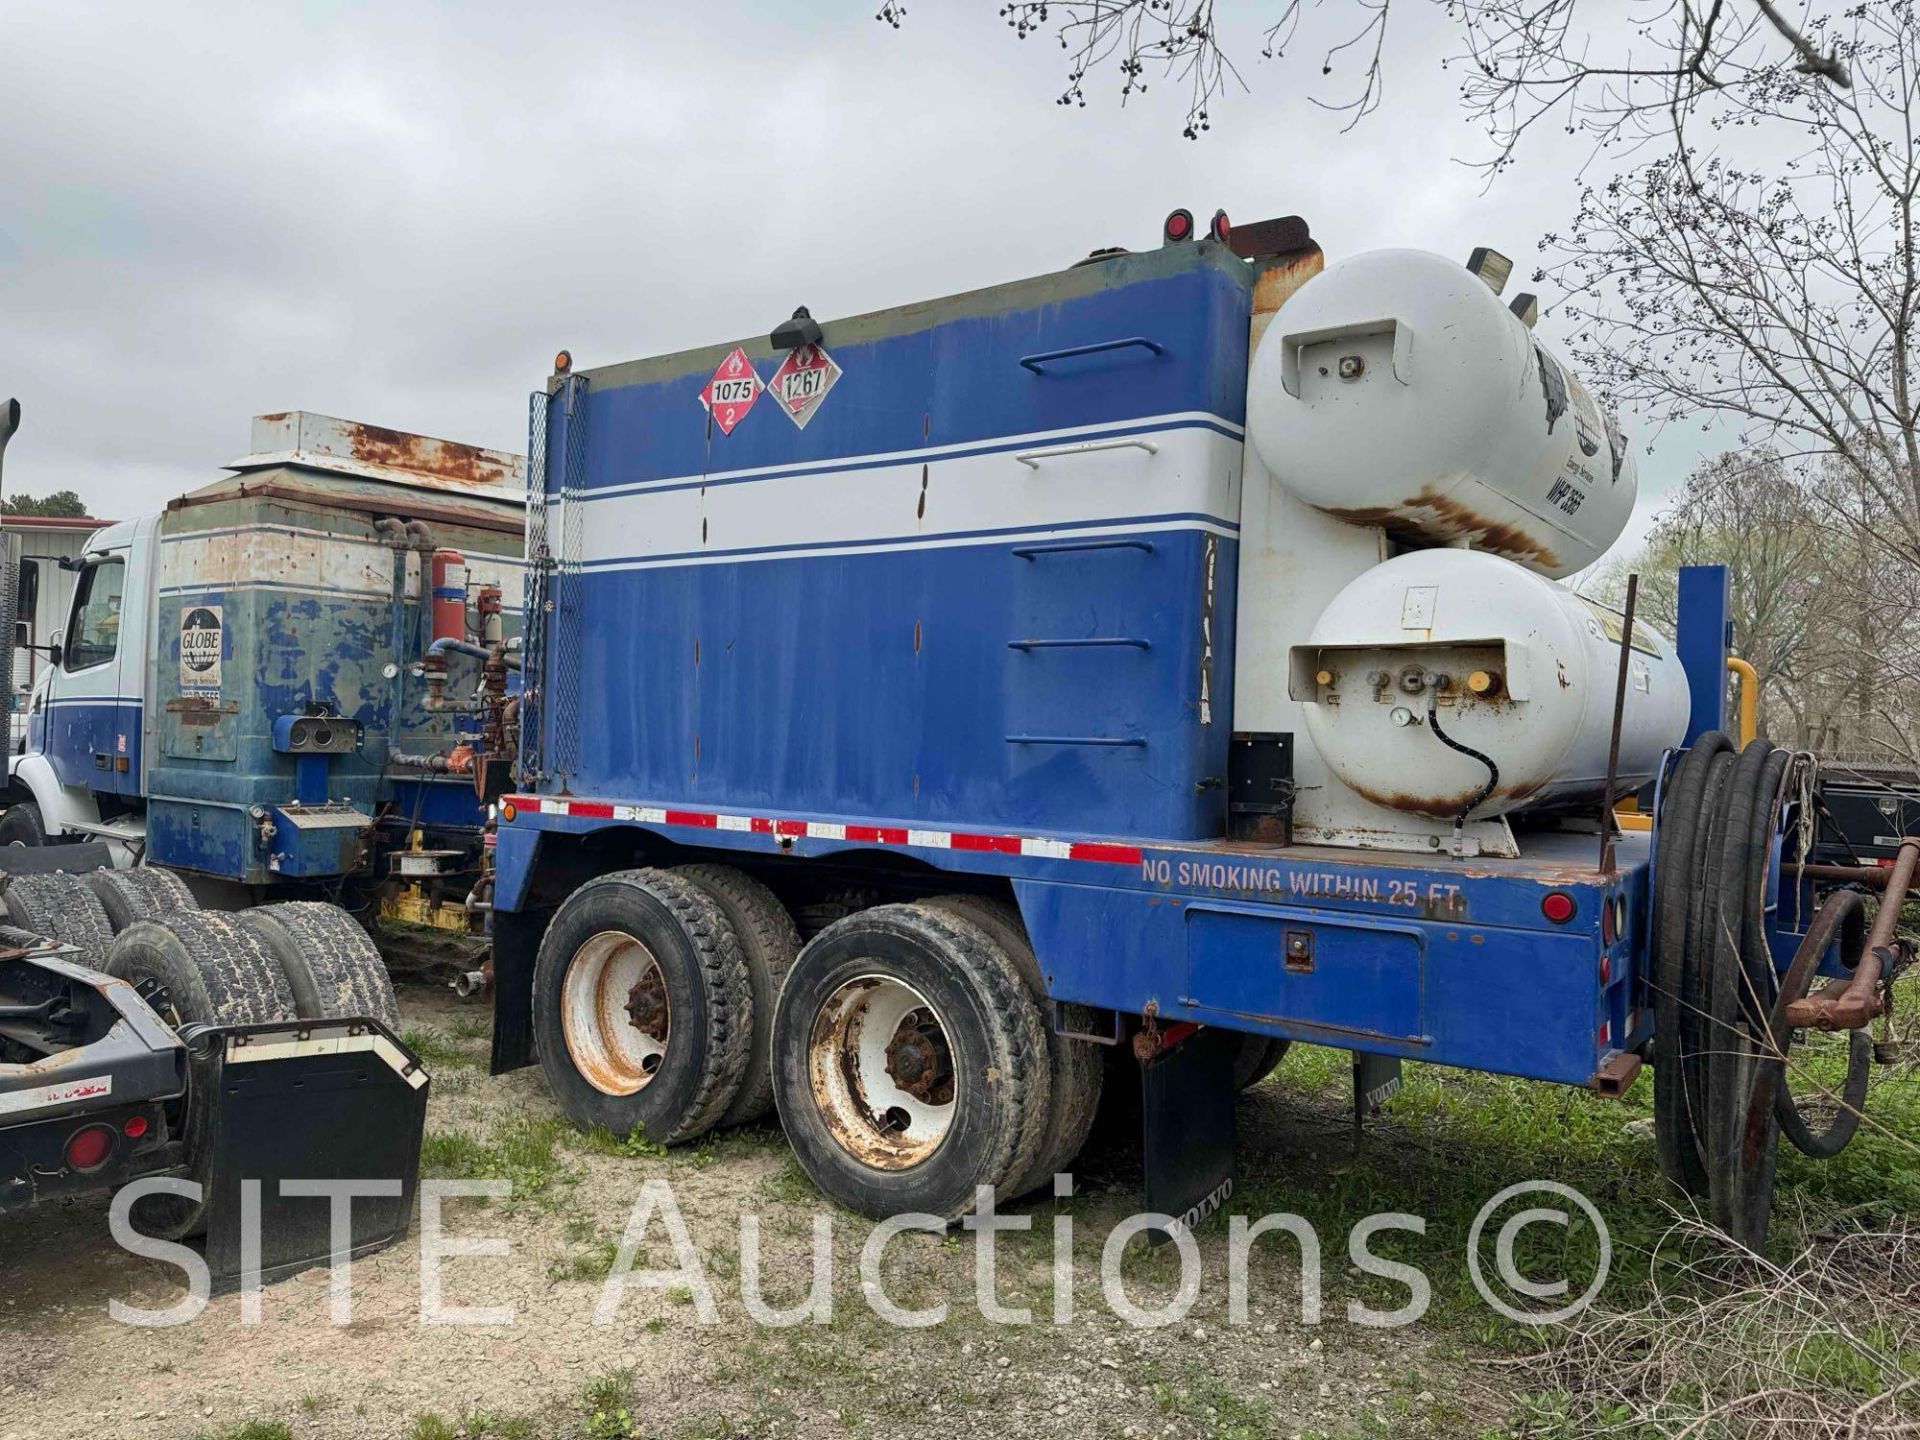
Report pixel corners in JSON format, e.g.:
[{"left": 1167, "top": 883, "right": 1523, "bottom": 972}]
[{"left": 0, "top": 986, "right": 1498, "bottom": 1440}]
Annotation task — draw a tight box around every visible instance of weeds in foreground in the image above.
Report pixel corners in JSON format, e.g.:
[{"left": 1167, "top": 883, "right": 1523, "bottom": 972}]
[{"left": 1515, "top": 1215, "right": 1920, "bottom": 1437}]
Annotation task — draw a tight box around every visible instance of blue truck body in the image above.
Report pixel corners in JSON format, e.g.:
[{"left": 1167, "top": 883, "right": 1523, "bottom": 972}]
[{"left": 490, "top": 236, "right": 1704, "bottom": 1092}]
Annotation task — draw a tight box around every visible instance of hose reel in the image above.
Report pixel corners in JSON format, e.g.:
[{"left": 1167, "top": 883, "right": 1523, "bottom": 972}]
[{"left": 1652, "top": 733, "right": 1908, "bottom": 1249}]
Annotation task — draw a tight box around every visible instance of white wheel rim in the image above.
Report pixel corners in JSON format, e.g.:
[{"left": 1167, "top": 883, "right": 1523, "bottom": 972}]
[
  {"left": 808, "top": 974, "right": 957, "bottom": 1170},
  {"left": 562, "top": 929, "right": 670, "bottom": 1096}
]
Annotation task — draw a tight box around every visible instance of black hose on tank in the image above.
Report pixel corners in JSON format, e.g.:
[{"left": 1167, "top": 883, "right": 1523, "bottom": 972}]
[{"left": 1425, "top": 685, "right": 1499, "bottom": 850}]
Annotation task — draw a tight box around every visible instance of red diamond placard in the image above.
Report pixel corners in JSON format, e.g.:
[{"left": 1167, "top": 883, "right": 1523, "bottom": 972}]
[
  {"left": 699, "top": 347, "right": 764, "bottom": 435},
  {"left": 766, "top": 343, "right": 842, "bottom": 430}
]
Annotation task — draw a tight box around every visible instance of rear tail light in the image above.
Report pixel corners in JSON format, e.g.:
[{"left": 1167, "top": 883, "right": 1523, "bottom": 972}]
[
  {"left": 1164, "top": 209, "right": 1194, "bottom": 244},
  {"left": 1210, "top": 209, "right": 1232, "bottom": 244},
  {"left": 1542, "top": 891, "right": 1576, "bottom": 924},
  {"left": 65, "top": 1124, "right": 114, "bottom": 1172},
  {"left": 122, "top": 1114, "right": 150, "bottom": 1139}
]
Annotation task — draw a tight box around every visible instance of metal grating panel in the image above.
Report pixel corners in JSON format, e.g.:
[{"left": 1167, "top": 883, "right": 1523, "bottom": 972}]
[
  {"left": 550, "top": 376, "right": 590, "bottom": 790},
  {"left": 516, "top": 389, "right": 552, "bottom": 786}
]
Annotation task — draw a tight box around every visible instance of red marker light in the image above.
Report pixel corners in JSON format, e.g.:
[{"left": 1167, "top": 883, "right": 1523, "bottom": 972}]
[
  {"left": 1542, "top": 891, "right": 1576, "bottom": 924},
  {"left": 65, "top": 1125, "right": 114, "bottom": 1171},
  {"left": 1210, "top": 209, "right": 1232, "bottom": 244},
  {"left": 1164, "top": 209, "right": 1194, "bottom": 244},
  {"left": 123, "top": 1114, "right": 150, "bottom": 1139}
]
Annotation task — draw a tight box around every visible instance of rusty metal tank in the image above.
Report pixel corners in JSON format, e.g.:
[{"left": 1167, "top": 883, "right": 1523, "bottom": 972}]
[
  {"left": 1244, "top": 248, "right": 1637, "bottom": 580},
  {"left": 1287, "top": 548, "right": 1689, "bottom": 821}
]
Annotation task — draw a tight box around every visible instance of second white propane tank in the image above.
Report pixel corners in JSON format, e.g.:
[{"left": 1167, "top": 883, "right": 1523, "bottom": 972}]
[
  {"left": 1287, "top": 549, "right": 1689, "bottom": 822},
  {"left": 1245, "top": 249, "right": 1636, "bottom": 580}
]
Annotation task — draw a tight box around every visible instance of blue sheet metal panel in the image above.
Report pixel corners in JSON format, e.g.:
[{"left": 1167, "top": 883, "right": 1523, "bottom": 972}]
[
  {"left": 1186, "top": 904, "right": 1426, "bottom": 1042},
  {"left": 1017, "top": 877, "right": 1611, "bottom": 1085},
  {"left": 1675, "top": 564, "right": 1730, "bottom": 745},
  {"left": 566, "top": 531, "right": 1237, "bottom": 840},
  {"left": 43, "top": 698, "right": 142, "bottom": 795},
  {"left": 388, "top": 777, "right": 491, "bottom": 831},
  {"left": 568, "top": 250, "right": 1252, "bottom": 493},
  {"left": 148, "top": 797, "right": 252, "bottom": 877},
  {"left": 544, "top": 250, "right": 1251, "bottom": 842}
]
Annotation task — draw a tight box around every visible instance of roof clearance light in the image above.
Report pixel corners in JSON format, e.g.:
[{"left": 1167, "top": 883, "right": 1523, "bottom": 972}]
[
  {"left": 1164, "top": 209, "right": 1194, "bottom": 244},
  {"left": 1542, "top": 891, "right": 1576, "bottom": 924},
  {"left": 1210, "top": 209, "right": 1232, "bottom": 244}
]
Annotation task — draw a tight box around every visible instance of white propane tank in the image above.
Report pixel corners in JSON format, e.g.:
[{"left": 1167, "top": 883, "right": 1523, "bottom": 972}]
[
  {"left": 1245, "top": 249, "right": 1636, "bottom": 580},
  {"left": 1287, "top": 549, "right": 1689, "bottom": 822}
]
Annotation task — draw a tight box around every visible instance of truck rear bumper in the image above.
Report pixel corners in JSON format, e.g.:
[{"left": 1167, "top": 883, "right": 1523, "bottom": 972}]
[{"left": 0, "top": 945, "right": 189, "bottom": 1215}]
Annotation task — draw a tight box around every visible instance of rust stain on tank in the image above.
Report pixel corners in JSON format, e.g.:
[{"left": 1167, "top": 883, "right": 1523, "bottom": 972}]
[
  {"left": 1344, "top": 776, "right": 1545, "bottom": 819},
  {"left": 344, "top": 421, "right": 515, "bottom": 488},
  {"left": 1325, "top": 486, "right": 1560, "bottom": 571}
]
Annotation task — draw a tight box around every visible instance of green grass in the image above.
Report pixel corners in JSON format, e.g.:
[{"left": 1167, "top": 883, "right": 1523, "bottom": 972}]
[
  {"left": 419, "top": 1113, "right": 581, "bottom": 1207},
  {"left": 1227, "top": 1019, "right": 1919, "bottom": 1354},
  {"left": 570, "top": 1124, "right": 668, "bottom": 1160},
  {"left": 194, "top": 1425, "right": 291, "bottom": 1440},
  {"left": 579, "top": 1371, "right": 639, "bottom": 1440},
  {"left": 405, "top": 1415, "right": 457, "bottom": 1440},
  {"left": 401, "top": 1025, "right": 483, "bottom": 1072},
  {"left": 1146, "top": 1362, "right": 1276, "bottom": 1440}
]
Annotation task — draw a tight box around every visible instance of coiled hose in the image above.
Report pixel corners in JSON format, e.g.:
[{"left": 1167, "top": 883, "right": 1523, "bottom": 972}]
[{"left": 1652, "top": 733, "right": 1804, "bottom": 1247}]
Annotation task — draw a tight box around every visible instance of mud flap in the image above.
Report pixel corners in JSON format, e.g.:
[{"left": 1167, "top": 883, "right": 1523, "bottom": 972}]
[
  {"left": 1352, "top": 1051, "right": 1403, "bottom": 1140},
  {"left": 191, "top": 1018, "right": 429, "bottom": 1291},
  {"left": 1140, "top": 1025, "right": 1237, "bottom": 1246}
]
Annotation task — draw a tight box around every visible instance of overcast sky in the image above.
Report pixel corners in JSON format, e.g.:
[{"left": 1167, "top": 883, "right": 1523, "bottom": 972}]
[{"left": 1, "top": 2, "right": 1716, "bottom": 551}]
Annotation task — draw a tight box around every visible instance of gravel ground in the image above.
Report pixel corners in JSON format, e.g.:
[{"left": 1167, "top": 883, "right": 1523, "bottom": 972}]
[{"left": 0, "top": 984, "right": 1502, "bottom": 1440}]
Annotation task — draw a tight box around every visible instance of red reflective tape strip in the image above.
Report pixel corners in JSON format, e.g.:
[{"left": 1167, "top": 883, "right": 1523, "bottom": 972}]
[
  {"left": 951, "top": 832, "right": 1021, "bottom": 855},
  {"left": 845, "top": 824, "right": 912, "bottom": 844},
  {"left": 512, "top": 798, "right": 1138, "bottom": 865},
  {"left": 1068, "top": 841, "right": 1143, "bottom": 864}
]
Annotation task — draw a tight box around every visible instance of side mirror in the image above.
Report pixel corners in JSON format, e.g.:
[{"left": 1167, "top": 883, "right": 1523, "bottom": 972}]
[
  {"left": 14, "top": 562, "right": 36, "bottom": 625},
  {"left": 13, "top": 620, "right": 26, "bottom": 651},
  {"left": 47, "top": 627, "right": 63, "bottom": 668}
]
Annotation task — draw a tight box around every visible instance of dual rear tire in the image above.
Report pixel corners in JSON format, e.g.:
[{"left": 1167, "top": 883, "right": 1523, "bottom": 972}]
[{"left": 533, "top": 871, "right": 1104, "bottom": 1221}]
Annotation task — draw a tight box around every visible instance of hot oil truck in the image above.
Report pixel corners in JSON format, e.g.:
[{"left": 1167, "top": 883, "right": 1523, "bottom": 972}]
[{"left": 489, "top": 211, "right": 1910, "bottom": 1246}]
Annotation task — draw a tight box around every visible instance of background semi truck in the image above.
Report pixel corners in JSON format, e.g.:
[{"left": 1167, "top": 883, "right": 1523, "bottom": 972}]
[
  {"left": 485, "top": 210, "right": 1912, "bottom": 1247},
  {"left": 0, "top": 411, "right": 525, "bottom": 963},
  {"left": 0, "top": 402, "right": 428, "bottom": 1270}
]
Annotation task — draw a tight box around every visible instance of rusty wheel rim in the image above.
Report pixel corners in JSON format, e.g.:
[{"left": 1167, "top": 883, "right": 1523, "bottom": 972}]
[
  {"left": 561, "top": 929, "right": 670, "bottom": 1096},
  {"left": 807, "top": 975, "right": 957, "bottom": 1171}
]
